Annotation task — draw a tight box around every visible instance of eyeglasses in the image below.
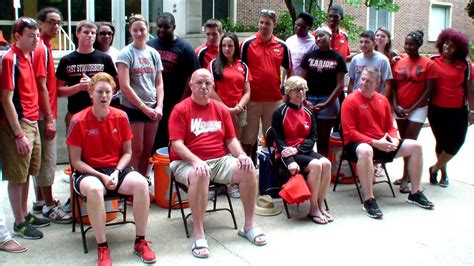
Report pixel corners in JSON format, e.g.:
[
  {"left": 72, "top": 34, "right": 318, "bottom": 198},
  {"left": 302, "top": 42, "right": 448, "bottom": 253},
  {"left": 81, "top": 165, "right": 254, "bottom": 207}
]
[
  {"left": 45, "top": 19, "right": 63, "bottom": 26},
  {"left": 260, "top": 9, "right": 276, "bottom": 20},
  {"left": 13, "top": 17, "right": 37, "bottom": 34},
  {"left": 291, "top": 87, "right": 306, "bottom": 93},
  {"left": 99, "top": 31, "right": 113, "bottom": 36}
]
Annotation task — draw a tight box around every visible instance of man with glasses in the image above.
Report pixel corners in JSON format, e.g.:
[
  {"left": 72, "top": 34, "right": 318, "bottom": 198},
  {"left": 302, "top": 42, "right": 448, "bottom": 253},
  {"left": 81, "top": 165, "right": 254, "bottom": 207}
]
[
  {"left": 240, "top": 9, "right": 292, "bottom": 161},
  {"left": 31, "top": 7, "right": 72, "bottom": 224},
  {"left": 0, "top": 17, "right": 50, "bottom": 239},
  {"left": 195, "top": 19, "right": 222, "bottom": 69}
]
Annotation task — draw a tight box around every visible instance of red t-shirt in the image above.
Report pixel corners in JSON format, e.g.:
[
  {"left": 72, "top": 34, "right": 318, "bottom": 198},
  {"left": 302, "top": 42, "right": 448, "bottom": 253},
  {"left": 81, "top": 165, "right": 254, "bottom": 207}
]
[
  {"left": 209, "top": 59, "right": 252, "bottom": 107},
  {"left": 0, "top": 43, "right": 39, "bottom": 121},
  {"left": 241, "top": 33, "right": 292, "bottom": 102},
  {"left": 341, "top": 91, "right": 397, "bottom": 144},
  {"left": 393, "top": 55, "right": 438, "bottom": 108},
  {"left": 168, "top": 97, "right": 236, "bottom": 161},
  {"left": 431, "top": 55, "right": 473, "bottom": 108},
  {"left": 195, "top": 42, "right": 218, "bottom": 69},
  {"left": 66, "top": 107, "right": 133, "bottom": 169},
  {"left": 33, "top": 36, "right": 58, "bottom": 119},
  {"left": 328, "top": 28, "right": 350, "bottom": 61}
]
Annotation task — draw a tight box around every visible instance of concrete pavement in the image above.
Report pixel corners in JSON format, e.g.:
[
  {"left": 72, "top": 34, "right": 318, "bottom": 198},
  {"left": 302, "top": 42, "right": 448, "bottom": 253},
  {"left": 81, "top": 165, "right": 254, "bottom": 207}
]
[{"left": 1, "top": 126, "right": 473, "bottom": 266}]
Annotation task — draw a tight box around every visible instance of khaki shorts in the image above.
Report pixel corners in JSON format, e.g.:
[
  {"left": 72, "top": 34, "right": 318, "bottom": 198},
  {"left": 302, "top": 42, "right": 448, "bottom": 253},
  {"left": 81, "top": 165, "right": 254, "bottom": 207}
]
[
  {"left": 33, "top": 120, "right": 57, "bottom": 187},
  {"left": 232, "top": 109, "right": 248, "bottom": 128},
  {"left": 240, "top": 100, "right": 282, "bottom": 145},
  {"left": 0, "top": 120, "right": 41, "bottom": 183},
  {"left": 170, "top": 155, "right": 237, "bottom": 186}
]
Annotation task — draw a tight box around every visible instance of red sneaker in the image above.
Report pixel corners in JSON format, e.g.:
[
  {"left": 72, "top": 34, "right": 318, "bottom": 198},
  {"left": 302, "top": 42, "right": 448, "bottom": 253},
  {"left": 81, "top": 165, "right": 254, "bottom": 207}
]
[
  {"left": 134, "top": 239, "right": 156, "bottom": 264},
  {"left": 97, "top": 246, "right": 112, "bottom": 266}
]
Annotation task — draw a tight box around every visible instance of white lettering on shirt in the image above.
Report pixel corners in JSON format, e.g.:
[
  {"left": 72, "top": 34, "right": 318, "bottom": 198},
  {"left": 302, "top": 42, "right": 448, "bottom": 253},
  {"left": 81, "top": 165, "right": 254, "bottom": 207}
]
[{"left": 191, "top": 118, "right": 222, "bottom": 137}]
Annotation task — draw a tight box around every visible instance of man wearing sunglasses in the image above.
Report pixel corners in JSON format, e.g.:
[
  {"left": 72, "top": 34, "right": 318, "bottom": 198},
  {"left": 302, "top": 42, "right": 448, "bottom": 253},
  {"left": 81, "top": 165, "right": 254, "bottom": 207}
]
[
  {"left": 240, "top": 9, "right": 292, "bottom": 162},
  {"left": 1, "top": 17, "right": 50, "bottom": 240},
  {"left": 31, "top": 7, "right": 72, "bottom": 225}
]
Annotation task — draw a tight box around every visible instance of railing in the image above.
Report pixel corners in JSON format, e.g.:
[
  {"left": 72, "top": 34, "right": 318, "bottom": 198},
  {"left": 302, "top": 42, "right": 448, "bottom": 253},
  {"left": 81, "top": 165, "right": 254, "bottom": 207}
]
[{"left": 58, "top": 27, "right": 75, "bottom": 52}]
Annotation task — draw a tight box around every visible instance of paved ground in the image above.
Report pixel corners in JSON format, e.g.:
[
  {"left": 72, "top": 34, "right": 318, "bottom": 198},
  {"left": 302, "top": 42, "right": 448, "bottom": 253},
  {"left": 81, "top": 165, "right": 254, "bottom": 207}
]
[{"left": 1, "top": 126, "right": 473, "bottom": 266}]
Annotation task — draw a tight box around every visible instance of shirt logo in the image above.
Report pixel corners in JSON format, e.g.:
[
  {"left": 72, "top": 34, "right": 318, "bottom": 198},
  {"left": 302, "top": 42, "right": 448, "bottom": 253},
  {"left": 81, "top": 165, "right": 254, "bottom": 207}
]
[
  {"left": 88, "top": 129, "right": 99, "bottom": 136},
  {"left": 113, "top": 128, "right": 118, "bottom": 134},
  {"left": 273, "top": 47, "right": 280, "bottom": 54},
  {"left": 359, "top": 103, "right": 369, "bottom": 109},
  {"left": 190, "top": 118, "right": 222, "bottom": 137},
  {"left": 304, "top": 122, "right": 310, "bottom": 129}
]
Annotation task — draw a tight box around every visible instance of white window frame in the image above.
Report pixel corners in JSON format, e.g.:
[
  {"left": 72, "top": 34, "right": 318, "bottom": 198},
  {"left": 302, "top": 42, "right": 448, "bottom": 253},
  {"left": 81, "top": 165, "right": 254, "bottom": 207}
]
[
  {"left": 366, "top": 6, "right": 394, "bottom": 38},
  {"left": 428, "top": 2, "right": 452, "bottom": 42}
]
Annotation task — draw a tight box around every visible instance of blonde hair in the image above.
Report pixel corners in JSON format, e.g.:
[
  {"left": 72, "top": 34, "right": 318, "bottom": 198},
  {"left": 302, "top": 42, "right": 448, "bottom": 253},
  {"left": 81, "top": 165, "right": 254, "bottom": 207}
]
[
  {"left": 88, "top": 72, "right": 117, "bottom": 94},
  {"left": 129, "top": 14, "right": 148, "bottom": 28},
  {"left": 284, "top": 76, "right": 308, "bottom": 95},
  {"left": 76, "top": 20, "right": 97, "bottom": 33}
]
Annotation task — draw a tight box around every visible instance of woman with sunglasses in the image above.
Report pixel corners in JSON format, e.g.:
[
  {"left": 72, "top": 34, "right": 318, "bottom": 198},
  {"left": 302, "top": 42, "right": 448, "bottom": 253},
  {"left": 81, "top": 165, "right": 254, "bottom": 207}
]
[
  {"left": 94, "top": 22, "right": 119, "bottom": 62},
  {"left": 116, "top": 14, "right": 164, "bottom": 177},
  {"left": 272, "top": 76, "right": 333, "bottom": 224}
]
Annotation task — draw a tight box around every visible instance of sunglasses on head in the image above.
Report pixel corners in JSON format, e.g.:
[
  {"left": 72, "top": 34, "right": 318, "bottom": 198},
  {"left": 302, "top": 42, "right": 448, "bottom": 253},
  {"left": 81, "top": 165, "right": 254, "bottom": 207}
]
[
  {"left": 99, "top": 31, "right": 113, "bottom": 36},
  {"left": 260, "top": 9, "right": 276, "bottom": 20},
  {"left": 13, "top": 17, "right": 37, "bottom": 34}
]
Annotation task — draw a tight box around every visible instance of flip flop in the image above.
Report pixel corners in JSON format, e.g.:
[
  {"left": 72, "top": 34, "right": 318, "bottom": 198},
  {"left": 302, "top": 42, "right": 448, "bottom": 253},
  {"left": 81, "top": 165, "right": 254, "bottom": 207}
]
[
  {"left": 393, "top": 179, "right": 411, "bottom": 185},
  {"left": 238, "top": 227, "right": 267, "bottom": 246},
  {"left": 399, "top": 185, "right": 411, "bottom": 194},
  {"left": 0, "top": 239, "right": 28, "bottom": 253},
  {"left": 307, "top": 214, "right": 328, "bottom": 224},
  {"left": 324, "top": 213, "right": 334, "bottom": 223},
  {"left": 191, "top": 238, "right": 209, "bottom": 259}
]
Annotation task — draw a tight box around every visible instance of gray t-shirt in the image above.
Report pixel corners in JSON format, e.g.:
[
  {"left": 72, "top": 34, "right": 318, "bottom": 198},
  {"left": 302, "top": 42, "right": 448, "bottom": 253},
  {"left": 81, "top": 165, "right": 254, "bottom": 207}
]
[
  {"left": 348, "top": 51, "right": 392, "bottom": 93},
  {"left": 116, "top": 44, "right": 163, "bottom": 109}
]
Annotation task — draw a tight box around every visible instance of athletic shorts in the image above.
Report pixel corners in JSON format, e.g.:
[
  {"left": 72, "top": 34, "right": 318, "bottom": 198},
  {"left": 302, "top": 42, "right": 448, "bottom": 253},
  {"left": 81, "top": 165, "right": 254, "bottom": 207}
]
[
  {"left": 343, "top": 139, "right": 405, "bottom": 162},
  {"left": 73, "top": 167, "right": 135, "bottom": 197},
  {"left": 120, "top": 105, "right": 155, "bottom": 123},
  {"left": 393, "top": 105, "right": 428, "bottom": 124},
  {"left": 279, "top": 150, "right": 324, "bottom": 171}
]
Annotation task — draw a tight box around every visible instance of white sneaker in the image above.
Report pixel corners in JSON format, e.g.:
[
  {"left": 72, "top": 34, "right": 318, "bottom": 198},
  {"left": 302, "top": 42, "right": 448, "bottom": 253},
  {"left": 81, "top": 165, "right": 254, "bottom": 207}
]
[{"left": 227, "top": 185, "right": 240, "bottom": 198}]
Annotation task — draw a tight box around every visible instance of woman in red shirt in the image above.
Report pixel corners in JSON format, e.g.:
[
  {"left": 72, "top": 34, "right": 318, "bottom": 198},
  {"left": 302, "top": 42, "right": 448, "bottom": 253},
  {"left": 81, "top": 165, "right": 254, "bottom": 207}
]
[
  {"left": 428, "top": 28, "right": 473, "bottom": 187},
  {"left": 391, "top": 30, "right": 437, "bottom": 193},
  {"left": 209, "top": 32, "right": 251, "bottom": 139}
]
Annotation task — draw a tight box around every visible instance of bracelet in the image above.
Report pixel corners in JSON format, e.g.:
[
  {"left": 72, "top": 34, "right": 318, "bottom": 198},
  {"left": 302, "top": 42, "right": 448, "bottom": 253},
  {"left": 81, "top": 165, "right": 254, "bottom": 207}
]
[
  {"left": 235, "top": 104, "right": 243, "bottom": 111},
  {"left": 15, "top": 132, "right": 25, "bottom": 140},
  {"left": 114, "top": 168, "right": 122, "bottom": 174}
]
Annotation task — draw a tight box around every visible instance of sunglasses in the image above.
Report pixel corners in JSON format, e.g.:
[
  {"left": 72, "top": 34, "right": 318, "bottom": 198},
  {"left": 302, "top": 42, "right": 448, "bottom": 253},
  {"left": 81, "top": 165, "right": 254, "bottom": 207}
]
[
  {"left": 13, "top": 17, "right": 37, "bottom": 34},
  {"left": 291, "top": 87, "right": 306, "bottom": 93},
  {"left": 260, "top": 9, "right": 276, "bottom": 20},
  {"left": 99, "top": 31, "right": 113, "bottom": 36}
]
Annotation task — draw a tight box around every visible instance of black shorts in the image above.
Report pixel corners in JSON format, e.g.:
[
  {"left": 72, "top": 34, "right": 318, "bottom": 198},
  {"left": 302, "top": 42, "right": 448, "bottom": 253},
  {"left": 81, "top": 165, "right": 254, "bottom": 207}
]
[
  {"left": 343, "top": 139, "right": 405, "bottom": 162},
  {"left": 428, "top": 104, "right": 468, "bottom": 155},
  {"left": 73, "top": 167, "right": 135, "bottom": 197},
  {"left": 279, "top": 150, "right": 323, "bottom": 171},
  {"left": 120, "top": 105, "right": 155, "bottom": 123}
]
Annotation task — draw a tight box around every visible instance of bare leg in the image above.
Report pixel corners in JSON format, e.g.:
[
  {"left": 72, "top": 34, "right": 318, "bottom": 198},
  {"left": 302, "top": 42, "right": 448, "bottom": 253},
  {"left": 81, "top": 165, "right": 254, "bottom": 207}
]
[
  {"left": 20, "top": 178, "right": 30, "bottom": 218},
  {"left": 118, "top": 172, "right": 150, "bottom": 236},
  {"left": 187, "top": 169, "right": 210, "bottom": 257},
  {"left": 8, "top": 181, "right": 28, "bottom": 224},
  {"left": 395, "top": 140, "right": 423, "bottom": 192},
  {"left": 80, "top": 176, "right": 107, "bottom": 244},
  {"left": 318, "top": 158, "right": 332, "bottom": 216},
  {"left": 137, "top": 121, "right": 159, "bottom": 176},
  {"left": 355, "top": 144, "right": 375, "bottom": 201},
  {"left": 304, "top": 160, "right": 323, "bottom": 218},
  {"left": 232, "top": 167, "right": 257, "bottom": 231}
]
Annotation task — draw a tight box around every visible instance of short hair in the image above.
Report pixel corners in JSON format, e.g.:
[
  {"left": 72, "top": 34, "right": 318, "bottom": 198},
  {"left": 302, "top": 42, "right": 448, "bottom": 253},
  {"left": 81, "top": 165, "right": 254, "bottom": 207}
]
[
  {"left": 328, "top": 4, "right": 344, "bottom": 18},
  {"left": 260, "top": 9, "right": 277, "bottom": 23},
  {"left": 76, "top": 20, "right": 97, "bottom": 33},
  {"left": 284, "top": 76, "right": 308, "bottom": 95},
  {"left": 12, "top": 17, "right": 38, "bottom": 35},
  {"left": 129, "top": 14, "right": 148, "bottom": 28},
  {"left": 157, "top": 12, "right": 175, "bottom": 25},
  {"left": 204, "top": 19, "right": 222, "bottom": 33},
  {"left": 88, "top": 72, "right": 117, "bottom": 95},
  {"left": 362, "top": 67, "right": 380, "bottom": 81},
  {"left": 360, "top": 30, "right": 375, "bottom": 41},
  {"left": 297, "top": 12, "right": 314, "bottom": 28},
  {"left": 407, "top": 30, "right": 424, "bottom": 47},
  {"left": 435, "top": 28, "right": 470, "bottom": 60},
  {"left": 37, "top": 7, "right": 62, "bottom": 22}
]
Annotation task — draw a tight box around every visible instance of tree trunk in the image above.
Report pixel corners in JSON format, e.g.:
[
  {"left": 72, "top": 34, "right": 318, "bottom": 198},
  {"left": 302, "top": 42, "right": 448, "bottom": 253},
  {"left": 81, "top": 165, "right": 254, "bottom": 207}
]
[{"left": 284, "top": 0, "right": 297, "bottom": 23}]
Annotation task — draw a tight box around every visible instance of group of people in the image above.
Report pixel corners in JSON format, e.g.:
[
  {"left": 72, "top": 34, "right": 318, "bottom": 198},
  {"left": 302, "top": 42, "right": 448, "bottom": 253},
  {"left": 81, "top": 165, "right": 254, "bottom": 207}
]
[{"left": 0, "top": 4, "right": 472, "bottom": 266}]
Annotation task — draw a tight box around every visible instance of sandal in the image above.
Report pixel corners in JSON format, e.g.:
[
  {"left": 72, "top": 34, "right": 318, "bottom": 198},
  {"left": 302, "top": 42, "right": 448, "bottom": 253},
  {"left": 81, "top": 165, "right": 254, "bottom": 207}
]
[
  {"left": 238, "top": 227, "right": 267, "bottom": 246},
  {"left": 0, "top": 239, "right": 28, "bottom": 253},
  {"left": 191, "top": 238, "right": 209, "bottom": 259},
  {"left": 393, "top": 178, "right": 411, "bottom": 185},
  {"left": 399, "top": 185, "right": 411, "bottom": 194},
  {"left": 307, "top": 214, "right": 328, "bottom": 224},
  {"left": 324, "top": 213, "right": 334, "bottom": 223}
]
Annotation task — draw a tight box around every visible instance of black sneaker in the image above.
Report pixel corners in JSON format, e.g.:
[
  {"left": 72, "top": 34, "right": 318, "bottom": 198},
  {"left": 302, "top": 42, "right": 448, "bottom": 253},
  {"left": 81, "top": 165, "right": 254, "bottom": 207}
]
[
  {"left": 407, "top": 191, "right": 434, "bottom": 209},
  {"left": 25, "top": 213, "right": 50, "bottom": 228},
  {"left": 363, "top": 198, "right": 383, "bottom": 219},
  {"left": 43, "top": 206, "right": 73, "bottom": 224},
  {"left": 13, "top": 222, "right": 43, "bottom": 239},
  {"left": 32, "top": 201, "right": 45, "bottom": 214}
]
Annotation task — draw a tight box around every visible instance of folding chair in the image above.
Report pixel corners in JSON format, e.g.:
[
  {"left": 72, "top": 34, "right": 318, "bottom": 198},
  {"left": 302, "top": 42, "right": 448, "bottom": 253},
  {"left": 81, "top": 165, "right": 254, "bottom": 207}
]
[
  {"left": 166, "top": 145, "right": 237, "bottom": 238},
  {"left": 332, "top": 126, "right": 396, "bottom": 203},
  {"left": 70, "top": 169, "right": 135, "bottom": 253},
  {"left": 262, "top": 127, "right": 329, "bottom": 219}
]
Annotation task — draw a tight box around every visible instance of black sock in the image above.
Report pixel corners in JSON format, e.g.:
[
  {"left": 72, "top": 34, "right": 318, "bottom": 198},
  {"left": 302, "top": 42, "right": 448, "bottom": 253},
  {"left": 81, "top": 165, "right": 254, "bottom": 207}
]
[
  {"left": 98, "top": 242, "right": 108, "bottom": 248},
  {"left": 135, "top": 235, "right": 145, "bottom": 244}
]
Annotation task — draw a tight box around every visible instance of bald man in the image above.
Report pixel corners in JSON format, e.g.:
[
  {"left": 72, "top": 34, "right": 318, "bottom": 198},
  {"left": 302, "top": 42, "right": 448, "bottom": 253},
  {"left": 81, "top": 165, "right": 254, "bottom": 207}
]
[{"left": 168, "top": 69, "right": 267, "bottom": 258}]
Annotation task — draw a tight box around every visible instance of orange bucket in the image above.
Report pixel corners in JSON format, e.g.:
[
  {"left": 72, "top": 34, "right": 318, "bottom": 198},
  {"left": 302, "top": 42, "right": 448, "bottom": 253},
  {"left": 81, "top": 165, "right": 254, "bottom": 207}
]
[
  {"left": 328, "top": 133, "right": 357, "bottom": 184},
  {"left": 65, "top": 166, "right": 119, "bottom": 224},
  {"left": 149, "top": 147, "right": 189, "bottom": 209}
]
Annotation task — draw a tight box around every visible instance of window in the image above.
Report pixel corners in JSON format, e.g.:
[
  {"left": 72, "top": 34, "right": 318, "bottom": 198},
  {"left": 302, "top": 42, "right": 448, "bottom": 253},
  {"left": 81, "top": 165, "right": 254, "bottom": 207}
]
[
  {"left": 367, "top": 6, "right": 393, "bottom": 32},
  {"left": 202, "top": 0, "right": 229, "bottom": 25},
  {"left": 428, "top": 2, "right": 452, "bottom": 42}
]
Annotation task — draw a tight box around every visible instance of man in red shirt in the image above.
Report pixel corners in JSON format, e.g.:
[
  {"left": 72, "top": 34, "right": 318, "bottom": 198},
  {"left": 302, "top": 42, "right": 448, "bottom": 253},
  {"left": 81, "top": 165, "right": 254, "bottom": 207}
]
[
  {"left": 31, "top": 7, "right": 72, "bottom": 224},
  {"left": 240, "top": 9, "right": 292, "bottom": 158},
  {"left": 326, "top": 4, "right": 351, "bottom": 61},
  {"left": 0, "top": 17, "right": 51, "bottom": 240},
  {"left": 169, "top": 69, "right": 266, "bottom": 259},
  {"left": 195, "top": 19, "right": 222, "bottom": 69},
  {"left": 67, "top": 73, "right": 156, "bottom": 265},
  {"left": 341, "top": 67, "right": 434, "bottom": 219}
]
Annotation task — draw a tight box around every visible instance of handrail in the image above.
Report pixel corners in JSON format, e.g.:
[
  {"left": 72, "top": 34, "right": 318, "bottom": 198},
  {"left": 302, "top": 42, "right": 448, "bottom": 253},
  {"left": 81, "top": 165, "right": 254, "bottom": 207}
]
[{"left": 58, "top": 27, "right": 75, "bottom": 52}]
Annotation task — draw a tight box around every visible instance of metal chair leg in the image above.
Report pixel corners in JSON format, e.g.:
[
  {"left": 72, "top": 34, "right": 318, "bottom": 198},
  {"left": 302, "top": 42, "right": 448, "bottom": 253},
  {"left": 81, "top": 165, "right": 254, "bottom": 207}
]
[
  {"left": 167, "top": 176, "right": 174, "bottom": 218},
  {"left": 383, "top": 163, "right": 396, "bottom": 198},
  {"left": 175, "top": 180, "right": 190, "bottom": 238}
]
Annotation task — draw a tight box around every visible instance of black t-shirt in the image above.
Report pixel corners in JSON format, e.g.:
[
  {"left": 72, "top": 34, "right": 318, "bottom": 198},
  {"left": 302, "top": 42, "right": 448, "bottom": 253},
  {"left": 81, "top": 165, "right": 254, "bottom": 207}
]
[
  {"left": 56, "top": 50, "right": 118, "bottom": 114},
  {"left": 301, "top": 49, "right": 347, "bottom": 97}
]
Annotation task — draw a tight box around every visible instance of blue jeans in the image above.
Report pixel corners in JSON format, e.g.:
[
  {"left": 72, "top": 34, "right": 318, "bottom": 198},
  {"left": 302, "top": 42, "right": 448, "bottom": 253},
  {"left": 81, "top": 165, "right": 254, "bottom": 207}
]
[{"left": 306, "top": 95, "right": 340, "bottom": 119}]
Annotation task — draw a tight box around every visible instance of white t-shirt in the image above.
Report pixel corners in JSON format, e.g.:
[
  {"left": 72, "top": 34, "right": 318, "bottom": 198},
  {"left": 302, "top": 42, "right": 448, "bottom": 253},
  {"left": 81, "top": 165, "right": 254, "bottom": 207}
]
[{"left": 285, "top": 34, "right": 316, "bottom": 76}]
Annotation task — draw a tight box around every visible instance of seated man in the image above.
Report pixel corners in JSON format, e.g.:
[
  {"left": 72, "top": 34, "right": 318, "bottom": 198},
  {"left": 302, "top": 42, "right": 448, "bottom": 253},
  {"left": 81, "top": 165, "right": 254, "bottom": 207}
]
[
  {"left": 341, "top": 67, "right": 434, "bottom": 219},
  {"left": 169, "top": 69, "right": 266, "bottom": 259},
  {"left": 66, "top": 73, "right": 156, "bottom": 265}
]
